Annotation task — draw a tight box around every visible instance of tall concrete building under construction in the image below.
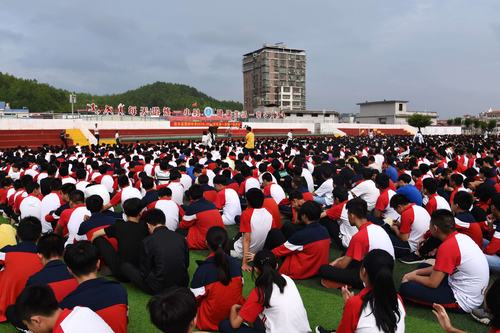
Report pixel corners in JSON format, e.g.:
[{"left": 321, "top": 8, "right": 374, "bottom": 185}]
[{"left": 243, "top": 43, "right": 306, "bottom": 113}]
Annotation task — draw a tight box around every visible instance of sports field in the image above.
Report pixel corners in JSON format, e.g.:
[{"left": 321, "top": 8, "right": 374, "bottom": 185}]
[{"left": 0, "top": 220, "right": 487, "bottom": 333}]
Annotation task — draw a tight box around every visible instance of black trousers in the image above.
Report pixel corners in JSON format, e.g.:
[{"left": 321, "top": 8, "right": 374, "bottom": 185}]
[
  {"left": 319, "top": 260, "right": 363, "bottom": 289},
  {"left": 93, "top": 237, "right": 128, "bottom": 282},
  {"left": 121, "top": 262, "right": 155, "bottom": 295},
  {"left": 280, "top": 222, "right": 305, "bottom": 240},
  {"left": 264, "top": 229, "right": 286, "bottom": 250},
  {"left": 418, "top": 236, "right": 442, "bottom": 258},
  {"left": 319, "top": 217, "right": 344, "bottom": 250}
]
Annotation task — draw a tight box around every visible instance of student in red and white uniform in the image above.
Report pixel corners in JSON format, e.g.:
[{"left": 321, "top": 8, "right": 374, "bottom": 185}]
[
  {"left": 59, "top": 167, "right": 76, "bottom": 185},
  {"left": 452, "top": 191, "right": 483, "bottom": 248},
  {"left": 422, "top": 177, "right": 451, "bottom": 215},
  {"left": 179, "top": 166, "right": 193, "bottom": 193},
  {"left": 221, "top": 250, "right": 310, "bottom": 333},
  {"left": 350, "top": 168, "right": 380, "bottom": 212},
  {"left": 19, "top": 181, "right": 42, "bottom": 222},
  {"left": 261, "top": 172, "right": 286, "bottom": 205},
  {"left": 190, "top": 227, "right": 244, "bottom": 331},
  {"left": 147, "top": 187, "right": 184, "bottom": 231},
  {"left": 321, "top": 187, "right": 357, "bottom": 249},
  {"left": 0, "top": 217, "right": 43, "bottom": 322},
  {"left": 448, "top": 173, "right": 467, "bottom": 206},
  {"left": 319, "top": 198, "right": 394, "bottom": 289},
  {"left": 74, "top": 169, "right": 90, "bottom": 192},
  {"left": 61, "top": 241, "right": 128, "bottom": 333},
  {"left": 103, "top": 175, "right": 142, "bottom": 211},
  {"left": 165, "top": 169, "right": 185, "bottom": 206},
  {"left": 316, "top": 249, "right": 406, "bottom": 333},
  {"left": 231, "top": 188, "right": 275, "bottom": 272},
  {"left": 272, "top": 201, "right": 330, "bottom": 279},
  {"left": 400, "top": 209, "right": 489, "bottom": 313},
  {"left": 483, "top": 194, "right": 500, "bottom": 273},
  {"left": 54, "top": 190, "right": 90, "bottom": 247},
  {"left": 84, "top": 183, "right": 111, "bottom": 207},
  {"left": 179, "top": 184, "right": 224, "bottom": 250},
  {"left": 373, "top": 173, "right": 399, "bottom": 223},
  {"left": 389, "top": 194, "right": 430, "bottom": 260},
  {"left": 40, "top": 178, "right": 64, "bottom": 233},
  {"left": 24, "top": 234, "right": 78, "bottom": 302},
  {"left": 238, "top": 167, "right": 260, "bottom": 197},
  {"left": 14, "top": 285, "right": 113, "bottom": 333},
  {"left": 213, "top": 175, "right": 242, "bottom": 226}
]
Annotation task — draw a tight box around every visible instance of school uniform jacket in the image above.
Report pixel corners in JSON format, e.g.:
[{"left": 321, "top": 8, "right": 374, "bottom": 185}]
[
  {"left": 455, "top": 211, "right": 483, "bottom": 248},
  {"left": 180, "top": 199, "right": 224, "bottom": 249},
  {"left": 190, "top": 254, "right": 245, "bottom": 331},
  {"left": 60, "top": 278, "right": 128, "bottom": 333},
  {"left": 78, "top": 212, "right": 118, "bottom": 251},
  {"left": 26, "top": 260, "right": 78, "bottom": 302},
  {"left": 273, "top": 223, "right": 331, "bottom": 279}
]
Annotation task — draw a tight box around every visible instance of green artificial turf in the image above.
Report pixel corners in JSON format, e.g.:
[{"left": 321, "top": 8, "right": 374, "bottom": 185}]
[{"left": 0, "top": 218, "right": 489, "bottom": 333}]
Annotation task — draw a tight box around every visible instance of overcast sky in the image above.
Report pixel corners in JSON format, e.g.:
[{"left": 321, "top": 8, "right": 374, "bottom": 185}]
[{"left": 1, "top": 0, "right": 499, "bottom": 117}]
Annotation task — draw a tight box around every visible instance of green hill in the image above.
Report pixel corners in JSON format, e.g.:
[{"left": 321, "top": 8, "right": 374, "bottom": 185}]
[{"left": 0, "top": 72, "right": 243, "bottom": 113}]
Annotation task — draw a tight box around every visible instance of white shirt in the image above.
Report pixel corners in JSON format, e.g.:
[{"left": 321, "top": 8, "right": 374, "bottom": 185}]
[
  {"left": 219, "top": 188, "right": 242, "bottom": 226},
  {"left": 84, "top": 184, "right": 111, "bottom": 205},
  {"left": 100, "top": 174, "right": 114, "bottom": 193},
  {"left": 149, "top": 198, "right": 181, "bottom": 231},
  {"left": 75, "top": 180, "right": 90, "bottom": 192},
  {"left": 180, "top": 173, "right": 193, "bottom": 192},
  {"left": 57, "top": 306, "right": 114, "bottom": 333},
  {"left": 40, "top": 192, "right": 62, "bottom": 233},
  {"left": 168, "top": 182, "right": 185, "bottom": 205},
  {"left": 301, "top": 168, "right": 315, "bottom": 193},
  {"left": 19, "top": 195, "right": 42, "bottom": 221},
  {"left": 65, "top": 206, "right": 91, "bottom": 247},
  {"left": 315, "top": 178, "right": 334, "bottom": 205},
  {"left": 356, "top": 297, "right": 405, "bottom": 333},
  {"left": 351, "top": 180, "right": 379, "bottom": 211},
  {"left": 233, "top": 208, "right": 273, "bottom": 258}
]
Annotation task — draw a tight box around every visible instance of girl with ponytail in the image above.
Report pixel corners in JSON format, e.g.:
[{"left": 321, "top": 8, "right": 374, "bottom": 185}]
[
  {"left": 220, "top": 250, "right": 310, "bottom": 333},
  {"left": 316, "top": 249, "right": 405, "bottom": 333},
  {"left": 190, "top": 227, "right": 244, "bottom": 331}
]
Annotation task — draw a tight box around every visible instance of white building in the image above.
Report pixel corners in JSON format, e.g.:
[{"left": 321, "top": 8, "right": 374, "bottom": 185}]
[{"left": 356, "top": 100, "right": 438, "bottom": 125}]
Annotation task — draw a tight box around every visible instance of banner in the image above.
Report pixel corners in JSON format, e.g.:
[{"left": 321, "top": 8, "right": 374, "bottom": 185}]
[{"left": 171, "top": 121, "right": 242, "bottom": 127}]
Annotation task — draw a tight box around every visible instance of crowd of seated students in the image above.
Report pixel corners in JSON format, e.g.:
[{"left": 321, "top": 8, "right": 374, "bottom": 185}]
[{"left": 0, "top": 133, "right": 498, "bottom": 333}]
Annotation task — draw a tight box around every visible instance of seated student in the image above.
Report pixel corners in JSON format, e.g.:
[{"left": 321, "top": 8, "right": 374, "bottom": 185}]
[
  {"left": 147, "top": 187, "right": 184, "bottom": 231},
  {"left": 19, "top": 181, "right": 42, "bottom": 221},
  {"left": 388, "top": 194, "right": 430, "bottom": 262},
  {"left": 121, "top": 209, "right": 189, "bottom": 295},
  {"left": 263, "top": 193, "right": 282, "bottom": 230},
  {"left": 55, "top": 190, "right": 90, "bottom": 247},
  {"left": 75, "top": 168, "right": 90, "bottom": 192},
  {"left": 92, "top": 198, "right": 149, "bottom": 280},
  {"left": 140, "top": 176, "right": 159, "bottom": 208},
  {"left": 0, "top": 217, "right": 43, "bottom": 322},
  {"left": 237, "top": 167, "right": 260, "bottom": 197},
  {"left": 231, "top": 189, "right": 275, "bottom": 272},
  {"left": 190, "top": 227, "right": 244, "bottom": 331},
  {"left": 220, "top": 250, "right": 311, "bottom": 333},
  {"left": 104, "top": 174, "right": 142, "bottom": 211},
  {"left": 396, "top": 174, "right": 423, "bottom": 206},
  {"left": 40, "top": 178, "right": 63, "bottom": 233},
  {"left": 422, "top": 177, "right": 451, "bottom": 215},
  {"left": 373, "top": 173, "right": 399, "bottom": 223},
  {"left": 148, "top": 288, "right": 207, "bottom": 333},
  {"left": 350, "top": 168, "right": 379, "bottom": 212},
  {"left": 399, "top": 209, "right": 489, "bottom": 313},
  {"left": 199, "top": 174, "right": 218, "bottom": 204},
  {"left": 272, "top": 201, "right": 330, "bottom": 279},
  {"left": 14, "top": 285, "right": 114, "bottom": 333},
  {"left": 320, "top": 186, "right": 358, "bottom": 249},
  {"left": 213, "top": 175, "right": 242, "bottom": 226},
  {"left": 483, "top": 193, "right": 500, "bottom": 273},
  {"left": 166, "top": 169, "right": 185, "bottom": 206},
  {"left": 45, "top": 183, "right": 75, "bottom": 230},
  {"left": 78, "top": 195, "right": 117, "bottom": 249},
  {"left": 315, "top": 249, "right": 406, "bottom": 333},
  {"left": 61, "top": 241, "right": 128, "bottom": 333},
  {"left": 262, "top": 172, "right": 286, "bottom": 205},
  {"left": 319, "top": 198, "right": 394, "bottom": 290},
  {"left": 180, "top": 184, "right": 224, "bottom": 249},
  {"left": 447, "top": 173, "right": 467, "bottom": 206},
  {"left": 313, "top": 170, "right": 334, "bottom": 207},
  {"left": 452, "top": 191, "right": 483, "bottom": 248}
]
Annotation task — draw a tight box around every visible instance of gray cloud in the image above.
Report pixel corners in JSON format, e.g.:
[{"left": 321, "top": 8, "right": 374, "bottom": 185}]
[{"left": 1, "top": 0, "right": 500, "bottom": 116}]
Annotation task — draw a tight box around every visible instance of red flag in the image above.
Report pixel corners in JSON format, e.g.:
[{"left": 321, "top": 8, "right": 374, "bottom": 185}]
[{"left": 192, "top": 102, "right": 198, "bottom": 107}]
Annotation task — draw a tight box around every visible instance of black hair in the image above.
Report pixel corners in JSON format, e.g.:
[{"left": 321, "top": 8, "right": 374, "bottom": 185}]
[
  {"left": 362, "top": 168, "right": 373, "bottom": 180},
  {"left": 188, "top": 184, "right": 203, "bottom": 201},
  {"left": 206, "top": 226, "right": 231, "bottom": 286},
  {"left": 213, "top": 175, "right": 227, "bottom": 186},
  {"left": 64, "top": 241, "right": 99, "bottom": 277},
  {"left": 197, "top": 174, "right": 209, "bottom": 185},
  {"left": 375, "top": 173, "right": 390, "bottom": 190},
  {"left": 142, "top": 176, "right": 155, "bottom": 190},
  {"left": 69, "top": 190, "right": 85, "bottom": 204},
  {"left": 493, "top": 193, "right": 500, "bottom": 212},
  {"left": 37, "top": 233, "right": 65, "bottom": 259},
  {"left": 431, "top": 209, "right": 456, "bottom": 234},
  {"left": 170, "top": 169, "right": 181, "bottom": 181},
  {"left": 86, "top": 195, "right": 104, "bottom": 213},
  {"left": 118, "top": 175, "right": 129, "bottom": 188},
  {"left": 390, "top": 194, "right": 410, "bottom": 209},
  {"left": 61, "top": 183, "right": 76, "bottom": 195},
  {"left": 147, "top": 288, "right": 197, "bottom": 333},
  {"left": 24, "top": 181, "right": 39, "bottom": 194},
  {"left": 253, "top": 250, "right": 286, "bottom": 308},
  {"left": 346, "top": 198, "right": 368, "bottom": 219},
  {"left": 17, "top": 217, "right": 42, "bottom": 242},
  {"left": 158, "top": 186, "right": 173, "bottom": 198},
  {"left": 298, "top": 201, "right": 321, "bottom": 221},
  {"left": 75, "top": 168, "right": 87, "bottom": 180},
  {"left": 361, "top": 249, "right": 401, "bottom": 333},
  {"left": 453, "top": 191, "right": 473, "bottom": 211},
  {"left": 422, "top": 177, "right": 437, "bottom": 194},
  {"left": 141, "top": 208, "right": 166, "bottom": 226},
  {"left": 397, "top": 174, "right": 411, "bottom": 184},
  {"left": 262, "top": 172, "right": 273, "bottom": 182},
  {"left": 288, "top": 190, "right": 304, "bottom": 201},
  {"left": 15, "top": 285, "right": 59, "bottom": 323},
  {"left": 246, "top": 188, "right": 264, "bottom": 208},
  {"left": 449, "top": 173, "right": 463, "bottom": 186},
  {"left": 486, "top": 278, "right": 500, "bottom": 329},
  {"left": 49, "top": 178, "right": 62, "bottom": 192},
  {"left": 122, "top": 197, "right": 143, "bottom": 217},
  {"left": 332, "top": 186, "right": 348, "bottom": 202}
]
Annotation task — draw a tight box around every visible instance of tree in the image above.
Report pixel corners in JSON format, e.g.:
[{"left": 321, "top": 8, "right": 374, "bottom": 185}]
[
  {"left": 480, "top": 121, "right": 488, "bottom": 132},
  {"left": 446, "top": 119, "right": 453, "bottom": 126},
  {"left": 487, "top": 119, "right": 497, "bottom": 132},
  {"left": 464, "top": 118, "right": 472, "bottom": 128},
  {"left": 453, "top": 117, "right": 462, "bottom": 126},
  {"left": 473, "top": 119, "right": 481, "bottom": 129},
  {"left": 408, "top": 113, "right": 432, "bottom": 131}
]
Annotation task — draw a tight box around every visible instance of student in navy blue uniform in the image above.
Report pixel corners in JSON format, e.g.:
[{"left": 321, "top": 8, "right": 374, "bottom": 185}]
[
  {"left": 140, "top": 176, "right": 159, "bottom": 208},
  {"left": 61, "top": 241, "right": 128, "bottom": 333},
  {"left": 78, "top": 195, "right": 117, "bottom": 248},
  {"left": 190, "top": 227, "right": 244, "bottom": 331},
  {"left": 121, "top": 208, "right": 189, "bottom": 295}
]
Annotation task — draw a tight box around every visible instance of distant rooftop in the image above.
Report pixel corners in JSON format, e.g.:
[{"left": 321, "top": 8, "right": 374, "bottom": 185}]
[
  {"left": 357, "top": 100, "right": 408, "bottom": 106},
  {"left": 243, "top": 43, "right": 305, "bottom": 56}
]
